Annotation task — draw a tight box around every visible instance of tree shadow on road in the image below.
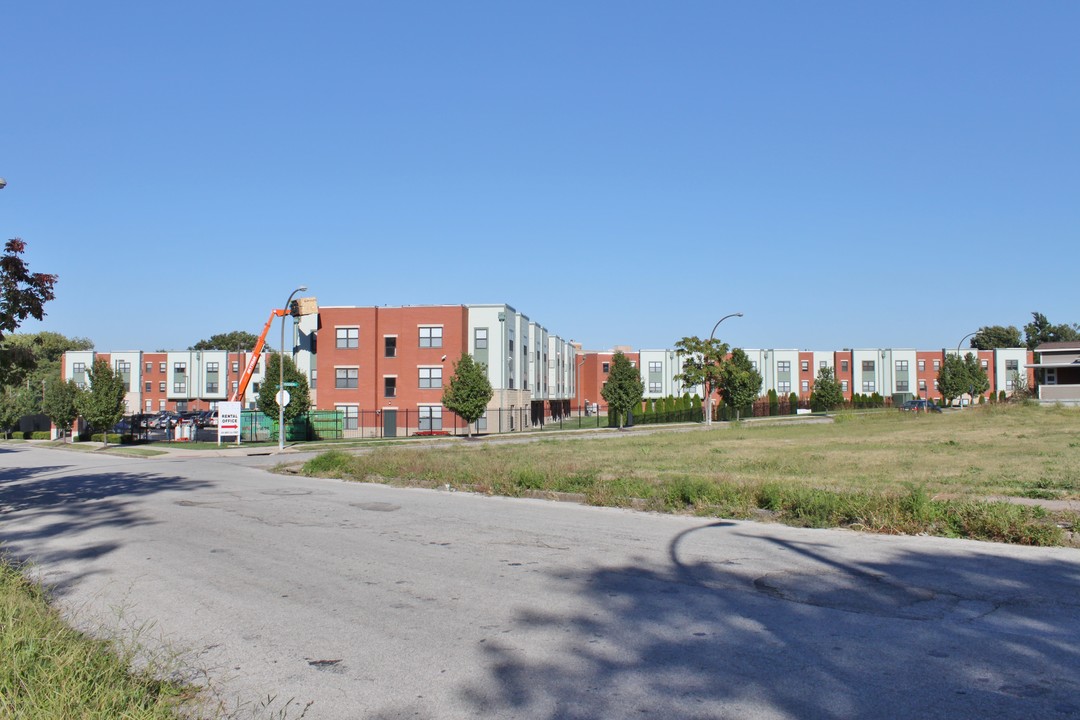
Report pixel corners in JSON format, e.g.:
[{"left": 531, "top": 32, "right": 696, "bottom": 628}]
[
  {"left": 0, "top": 461, "right": 213, "bottom": 591},
  {"left": 460, "top": 523, "right": 1080, "bottom": 720}
]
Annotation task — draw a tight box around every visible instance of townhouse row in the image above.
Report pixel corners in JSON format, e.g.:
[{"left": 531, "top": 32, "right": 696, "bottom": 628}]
[
  {"left": 577, "top": 346, "right": 1036, "bottom": 406},
  {"left": 61, "top": 301, "right": 1041, "bottom": 436}
]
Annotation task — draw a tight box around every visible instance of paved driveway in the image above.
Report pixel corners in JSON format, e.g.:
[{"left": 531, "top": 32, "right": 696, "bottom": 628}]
[{"left": 1, "top": 444, "right": 1078, "bottom": 719}]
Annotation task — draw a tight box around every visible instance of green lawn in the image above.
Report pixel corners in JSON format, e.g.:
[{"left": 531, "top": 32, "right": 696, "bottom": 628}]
[{"left": 298, "top": 403, "right": 1080, "bottom": 546}]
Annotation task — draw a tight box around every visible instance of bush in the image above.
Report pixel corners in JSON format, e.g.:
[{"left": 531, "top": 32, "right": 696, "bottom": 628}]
[
  {"left": 789, "top": 392, "right": 799, "bottom": 415},
  {"left": 89, "top": 433, "right": 123, "bottom": 444},
  {"left": 768, "top": 389, "right": 780, "bottom": 417},
  {"left": 999, "top": 390, "right": 1007, "bottom": 403},
  {"left": 29, "top": 431, "right": 50, "bottom": 440}
]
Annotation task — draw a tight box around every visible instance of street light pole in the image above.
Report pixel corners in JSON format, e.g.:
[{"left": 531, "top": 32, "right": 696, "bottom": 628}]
[
  {"left": 278, "top": 285, "right": 308, "bottom": 451},
  {"left": 705, "top": 312, "right": 744, "bottom": 426}
]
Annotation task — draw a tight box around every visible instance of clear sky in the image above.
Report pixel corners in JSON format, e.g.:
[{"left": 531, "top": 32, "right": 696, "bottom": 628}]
[{"left": 3, "top": 2, "right": 1076, "bottom": 353}]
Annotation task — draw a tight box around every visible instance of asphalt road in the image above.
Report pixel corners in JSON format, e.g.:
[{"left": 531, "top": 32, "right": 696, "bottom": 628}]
[{"left": 1, "top": 444, "right": 1078, "bottom": 720}]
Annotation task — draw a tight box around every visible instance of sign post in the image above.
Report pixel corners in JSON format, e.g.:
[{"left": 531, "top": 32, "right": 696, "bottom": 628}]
[{"left": 217, "top": 401, "right": 242, "bottom": 447}]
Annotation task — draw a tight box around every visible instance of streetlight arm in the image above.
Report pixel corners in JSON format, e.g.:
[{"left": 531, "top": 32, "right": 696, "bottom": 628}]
[
  {"left": 278, "top": 285, "right": 308, "bottom": 451},
  {"left": 709, "top": 312, "right": 744, "bottom": 342}
]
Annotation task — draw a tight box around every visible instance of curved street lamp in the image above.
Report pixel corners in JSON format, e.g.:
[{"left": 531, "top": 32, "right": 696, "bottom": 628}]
[
  {"left": 705, "top": 312, "right": 744, "bottom": 426},
  {"left": 956, "top": 332, "right": 978, "bottom": 408},
  {"left": 279, "top": 285, "right": 308, "bottom": 450}
]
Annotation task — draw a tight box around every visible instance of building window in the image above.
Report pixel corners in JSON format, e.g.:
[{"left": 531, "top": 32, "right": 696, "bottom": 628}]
[
  {"left": 896, "top": 360, "right": 908, "bottom": 372},
  {"left": 778, "top": 381, "right": 791, "bottom": 393},
  {"left": 159, "top": 400, "right": 166, "bottom": 411},
  {"left": 159, "top": 362, "right": 166, "bottom": 373},
  {"left": 115, "top": 360, "right": 131, "bottom": 391},
  {"left": 841, "top": 360, "right": 849, "bottom": 373},
  {"left": 206, "top": 362, "right": 219, "bottom": 394},
  {"left": 777, "top": 361, "right": 791, "bottom": 373},
  {"left": 981, "top": 359, "right": 989, "bottom": 370},
  {"left": 1006, "top": 359, "right": 1019, "bottom": 371},
  {"left": 862, "top": 360, "right": 875, "bottom": 372},
  {"left": 174, "top": 362, "right": 187, "bottom": 374},
  {"left": 751, "top": 361, "right": 758, "bottom": 371},
  {"left": 649, "top": 361, "right": 662, "bottom": 373},
  {"left": 419, "top": 367, "right": 443, "bottom": 389},
  {"left": 897, "top": 381, "right": 909, "bottom": 392},
  {"left": 341, "top": 405, "right": 358, "bottom": 431},
  {"left": 335, "top": 368, "right": 359, "bottom": 389},
  {"left": 336, "top": 327, "right": 359, "bottom": 349},
  {"left": 841, "top": 380, "right": 849, "bottom": 392},
  {"left": 919, "top": 380, "right": 927, "bottom": 391},
  {"left": 649, "top": 382, "right": 662, "bottom": 393},
  {"left": 206, "top": 383, "right": 219, "bottom": 393},
  {"left": 801, "top": 380, "right": 809, "bottom": 393},
  {"left": 384, "top": 377, "right": 397, "bottom": 398},
  {"left": 145, "top": 362, "right": 152, "bottom": 373},
  {"left": 385, "top": 336, "right": 397, "bottom": 358},
  {"left": 159, "top": 382, "right": 166, "bottom": 392},
  {"left": 419, "top": 326, "right": 443, "bottom": 348},
  {"left": 819, "top": 360, "right": 827, "bottom": 369},
  {"left": 1006, "top": 379, "right": 1015, "bottom": 391},
  {"left": 862, "top": 381, "right": 876, "bottom": 392},
  {"left": 475, "top": 328, "right": 488, "bottom": 350},
  {"left": 602, "top": 362, "right": 610, "bottom": 373},
  {"left": 231, "top": 381, "right": 239, "bottom": 393},
  {"left": 1045, "top": 368, "right": 1058, "bottom": 385},
  {"left": 73, "top": 362, "right": 85, "bottom": 374},
  {"left": 144, "top": 381, "right": 152, "bottom": 392},
  {"left": 801, "top": 361, "right": 809, "bottom": 372},
  {"left": 933, "top": 360, "right": 941, "bottom": 371},
  {"left": 173, "top": 382, "right": 186, "bottom": 393},
  {"left": 918, "top": 360, "right": 926, "bottom": 371},
  {"left": 232, "top": 361, "right": 239, "bottom": 373},
  {"left": 311, "top": 370, "right": 317, "bottom": 390},
  {"left": 419, "top": 406, "right": 443, "bottom": 431}
]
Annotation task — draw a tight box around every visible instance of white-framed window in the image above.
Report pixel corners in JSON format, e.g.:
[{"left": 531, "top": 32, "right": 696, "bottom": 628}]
[
  {"left": 841, "top": 360, "right": 849, "bottom": 373},
  {"left": 419, "top": 326, "right": 443, "bottom": 348},
  {"left": 751, "top": 361, "right": 758, "bottom": 371},
  {"left": 145, "top": 400, "right": 152, "bottom": 412},
  {"left": 778, "top": 381, "right": 791, "bottom": 393},
  {"left": 981, "top": 359, "right": 989, "bottom": 370},
  {"left": 232, "top": 361, "right": 239, "bottom": 373},
  {"left": 159, "top": 382, "right": 166, "bottom": 392},
  {"left": 801, "top": 361, "right": 809, "bottom": 372},
  {"left": 862, "top": 360, "right": 875, "bottom": 372},
  {"left": 919, "top": 380, "right": 927, "bottom": 391},
  {"left": 933, "top": 360, "right": 941, "bottom": 371},
  {"left": 144, "top": 381, "right": 151, "bottom": 392},
  {"left": 335, "top": 367, "right": 358, "bottom": 389},
  {"left": 649, "top": 382, "right": 662, "bottom": 393},
  {"left": 841, "top": 380, "right": 849, "bottom": 392},
  {"left": 918, "top": 360, "right": 926, "bottom": 371},
  {"left": 897, "top": 381, "right": 909, "bottom": 391},
  {"left": 159, "top": 362, "right": 167, "bottom": 373},
  {"left": 862, "top": 381, "right": 876, "bottom": 392},
  {"left": 145, "top": 362, "right": 152, "bottom": 373},
  {"left": 475, "top": 328, "right": 488, "bottom": 350},
  {"left": 336, "top": 327, "right": 359, "bottom": 349},
  {"left": 419, "top": 367, "right": 443, "bottom": 389},
  {"left": 819, "top": 360, "right": 827, "bottom": 369},
  {"left": 1005, "top": 359, "right": 1019, "bottom": 371},
  {"left": 173, "top": 382, "right": 186, "bottom": 393},
  {"left": 1045, "top": 368, "right": 1058, "bottom": 385},
  {"left": 801, "top": 380, "right": 809, "bottom": 393},
  {"left": 602, "top": 362, "right": 610, "bottom": 373},
  {"left": 777, "top": 361, "right": 791, "bottom": 373},
  {"left": 418, "top": 405, "right": 443, "bottom": 431},
  {"left": 896, "top": 360, "right": 908, "bottom": 372},
  {"left": 1006, "top": 378, "right": 1015, "bottom": 391},
  {"left": 649, "top": 361, "right": 662, "bottom": 373},
  {"left": 159, "top": 400, "right": 166, "bottom": 411}
]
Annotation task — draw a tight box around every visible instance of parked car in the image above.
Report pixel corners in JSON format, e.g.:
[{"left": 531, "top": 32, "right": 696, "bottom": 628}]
[{"left": 899, "top": 399, "right": 942, "bottom": 413}]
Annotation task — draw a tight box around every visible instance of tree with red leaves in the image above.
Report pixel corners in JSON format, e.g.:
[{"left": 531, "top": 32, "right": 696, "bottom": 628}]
[{"left": 0, "top": 238, "right": 57, "bottom": 340}]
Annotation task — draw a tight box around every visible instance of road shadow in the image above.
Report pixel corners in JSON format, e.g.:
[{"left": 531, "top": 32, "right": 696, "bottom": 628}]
[
  {"left": 0, "top": 460, "right": 213, "bottom": 591},
  {"left": 459, "top": 523, "right": 1080, "bottom": 719}
]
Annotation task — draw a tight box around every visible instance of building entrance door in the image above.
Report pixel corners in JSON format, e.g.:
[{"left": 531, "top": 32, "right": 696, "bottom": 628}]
[{"left": 383, "top": 409, "right": 397, "bottom": 438}]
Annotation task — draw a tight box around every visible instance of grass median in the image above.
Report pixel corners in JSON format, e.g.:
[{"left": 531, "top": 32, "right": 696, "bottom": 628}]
[{"left": 298, "top": 403, "right": 1080, "bottom": 546}]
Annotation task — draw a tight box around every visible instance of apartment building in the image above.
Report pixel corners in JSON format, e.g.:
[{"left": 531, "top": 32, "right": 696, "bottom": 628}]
[
  {"left": 62, "top": 349, "right": 267, "bottom": 414},
  {"left": 580, "top": 346, "right": 1035, "bottom": 406}
]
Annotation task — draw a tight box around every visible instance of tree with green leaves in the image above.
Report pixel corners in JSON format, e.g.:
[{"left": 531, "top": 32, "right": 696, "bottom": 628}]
[
  {"left": 0, "top": 385, "right": 36, "bottom": 438},
  {"left": 42, "top": 377, "right": 81, "bottom": 442},
  {"left": 441, "top": 353, "right": 493, "bottom": 438},
  {"left": 0, "top": 331, "right": 93, "bottom": 392},
  {"left": 970, "top": 325, "right": 1023, "bottom": 350},
  {"left": 1024, "top": 311, "right": 1080, "bottom": 351},
  {"left": 76, "top": 359, "right": 126, "bottom": 446},
  {"left": 601, "top": 351, "right": 644, "bottom": 429},
  {"left": 257, "top": 354, "right": 311, "bottom": 431},
  {"left": 936, "top": 354, "right": 967, "bottom": 407},
  {"left": 190, "top": 331, "right": 262, "bottom": 352},
  {"left": 0, "top": 239, "right": 57, "bottom": 342},
  {"left": 809, "top": 365, "right": 844, "bottom": 412},
  {"left": 718, "top": 348, "right": 763, "bottom": 419},
  {"left": 673, "top": 336, "right": 730, "bottom": 423},
  {"left": 962, "top": 352, "right": 990, "bottom": 404}
]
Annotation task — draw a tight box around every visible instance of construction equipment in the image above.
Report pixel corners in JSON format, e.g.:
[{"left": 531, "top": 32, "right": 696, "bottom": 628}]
[{"left": 230, "top": 298, "right": 318, "bottom": 403}]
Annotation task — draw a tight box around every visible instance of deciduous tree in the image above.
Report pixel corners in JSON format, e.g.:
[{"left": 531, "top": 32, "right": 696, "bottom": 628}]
[
  {"left": 191, "top": 331, "right": 262, "bottom": 352},
  {"left": 810, "top": 366, "right": 844, "bottom": 412},
  {"left": 971, "top": 325, "right": 1023, "bottom": 350},
  {"left": 76, "top": 359, "right": 125, "bottom": 446},
  {"left": 673, "top": 336, "right": 729, "bottom": 422},
  {"left": 962, "top": 352, "right": 991, "bottom": 403},
  {"left": 257, "top": 354, "right": 311, "bottom": 427},
  {"left": 42, "top": 378, "right": 81, "bottom": 442},
  {"left": 0, "top": 238, "right": 57, "bottom": 341},
  {"left": 601, "top": 351, "right": 644, "bottom": 429},
  {"left": 1024, "top": 311, "right": 1080, "bottom": 351},
  {"left": 936, "top": 354, "right": 967, "bottom": 407},
  {"left": 442, "top": 353, "right": 493, "bottom": 438},
  {"left": 718, "top": 348, "right": 763, "bottom": 419}
]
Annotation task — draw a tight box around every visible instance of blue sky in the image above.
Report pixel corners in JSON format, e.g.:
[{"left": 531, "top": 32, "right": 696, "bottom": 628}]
[{"left": 3, "top": 2, "right": 1076, "bottom": 353}]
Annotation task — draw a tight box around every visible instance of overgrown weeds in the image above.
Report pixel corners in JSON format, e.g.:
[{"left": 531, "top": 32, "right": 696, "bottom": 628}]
[{"left": 297, "top": 404, "right": 1079, "bottom": 546}]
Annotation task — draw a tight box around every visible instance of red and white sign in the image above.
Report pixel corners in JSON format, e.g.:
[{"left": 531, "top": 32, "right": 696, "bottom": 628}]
[{"left": 217, "top": 401, "right": 242, "bottom": 446}]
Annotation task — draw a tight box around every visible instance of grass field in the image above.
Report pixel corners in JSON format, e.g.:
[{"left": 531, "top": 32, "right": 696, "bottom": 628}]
[{"left": 298, "top": 403, "right": 1080, "bottom": 546}]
